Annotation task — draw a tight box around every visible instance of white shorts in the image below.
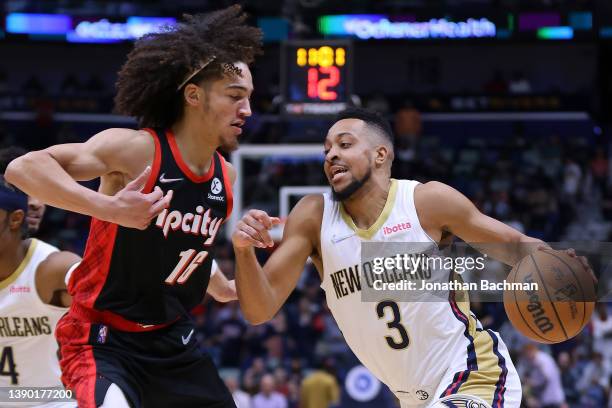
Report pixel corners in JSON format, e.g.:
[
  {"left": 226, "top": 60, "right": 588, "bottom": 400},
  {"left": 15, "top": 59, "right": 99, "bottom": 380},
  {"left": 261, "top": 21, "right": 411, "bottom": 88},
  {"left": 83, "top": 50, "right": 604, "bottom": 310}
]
[{"left": 398, "top": 329, "right": 521, "bottom": 408}]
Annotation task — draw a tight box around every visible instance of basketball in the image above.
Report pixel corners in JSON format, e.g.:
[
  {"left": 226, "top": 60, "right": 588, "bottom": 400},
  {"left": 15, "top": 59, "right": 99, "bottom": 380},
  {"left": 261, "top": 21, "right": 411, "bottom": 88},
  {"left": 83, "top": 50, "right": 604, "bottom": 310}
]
[{"left": 503, "top": 249, "right": 596, "bottom": 344}]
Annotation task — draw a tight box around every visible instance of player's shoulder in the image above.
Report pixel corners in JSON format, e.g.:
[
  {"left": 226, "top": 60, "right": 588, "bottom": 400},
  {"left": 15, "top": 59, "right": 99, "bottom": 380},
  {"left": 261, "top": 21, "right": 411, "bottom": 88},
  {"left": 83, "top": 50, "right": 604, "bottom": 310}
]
[
  {"left": 286, "top": 194, "right": 324, "bottom": 231},
  {"left": 86, "top": 127, "right": 153, "bottom": 154},
  {"left": 222, "top": 159, "right": 236, "bottom": 185},
  {"left": 90, "top": 128, "right": 156, "bottom": 169},
  {"left": 32, "top": 238, "right": 75, "bottom": 269},
  {"left": 40, "top": 249, "right": 80, "bottom": 265},
  {"left": 30, "top": 237, "right": 58, "bottom": 252},
  {"left": 36, "top": 248, "right": 81, "bottom": 302},
  {"left": 414, "top": 181, "right": 475, "bottom": 231},
  {"left": 414, "top": 180, "right": 451, "bottom": 195},
  {"left": 414, "top": 181, "right": 460, "bottom": 206},
  {"left": 19, "top": 239, "right": 57, "bottom": 267},
  {"left": 413, "top": 181, "right": 456, "bottom": 221},
  {"left": 92, "top": 127, "right": 143, "bottom": 140},
  {"left": 294, "top": 194, "right": 324, "bottom": 215}
]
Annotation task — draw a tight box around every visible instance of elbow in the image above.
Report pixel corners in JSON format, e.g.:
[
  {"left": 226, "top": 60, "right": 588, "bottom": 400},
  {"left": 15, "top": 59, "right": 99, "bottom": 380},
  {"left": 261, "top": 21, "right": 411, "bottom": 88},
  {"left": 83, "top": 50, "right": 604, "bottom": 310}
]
[
  {"left": 5, "top": 152, "right": 39, "bottom": 185},
  {"left": 241, "top": 308, "right": 275, "bottom": 326},
  {"left": 4, "top": 157, "right": 23, "bottom": 185},
  {"left": 211, "top": 280, "right": 237, "bottom": 303},
  {"left": 215, "top": 290, "right": 237, "bottom": 303},
  {"left": 244, "top": 317, "right": 268, "bottom": 326}
]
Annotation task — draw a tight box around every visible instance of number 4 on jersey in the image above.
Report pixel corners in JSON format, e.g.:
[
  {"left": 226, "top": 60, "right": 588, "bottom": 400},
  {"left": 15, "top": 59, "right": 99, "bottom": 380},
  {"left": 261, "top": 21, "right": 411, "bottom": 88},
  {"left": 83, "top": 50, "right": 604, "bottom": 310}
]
[
  {"left": 0, "top": 346, "right": 19, "bottom": 384},
  {"left": 165, "top": 250, "right": 208, "bottom": 285}
]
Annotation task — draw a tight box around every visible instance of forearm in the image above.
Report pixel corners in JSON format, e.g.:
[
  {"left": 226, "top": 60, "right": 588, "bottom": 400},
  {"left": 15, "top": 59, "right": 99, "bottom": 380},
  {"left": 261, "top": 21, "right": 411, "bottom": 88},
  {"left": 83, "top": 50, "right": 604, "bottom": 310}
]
[
  {"left": 234, "top": 246, "right": 280, "bottom": 324},
  {"left": 471, "top": 233, "right": 546, "bottom": 267},
  {"left": 6, "top": 151, "right": 112, "bottom": 220}
]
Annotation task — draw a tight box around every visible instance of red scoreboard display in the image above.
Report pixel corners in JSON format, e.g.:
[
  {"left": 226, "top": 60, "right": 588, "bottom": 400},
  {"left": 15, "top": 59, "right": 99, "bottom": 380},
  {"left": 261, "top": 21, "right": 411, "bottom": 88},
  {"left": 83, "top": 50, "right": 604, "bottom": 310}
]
[{"left": 281, "top": 40, "right": 353, "bottom": 116}]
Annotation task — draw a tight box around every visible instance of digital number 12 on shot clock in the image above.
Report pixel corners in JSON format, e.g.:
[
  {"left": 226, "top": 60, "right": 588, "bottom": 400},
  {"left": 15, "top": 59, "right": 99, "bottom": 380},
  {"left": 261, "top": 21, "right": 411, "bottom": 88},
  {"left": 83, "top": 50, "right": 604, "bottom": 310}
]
[{"left": 296, "top": 46, "right": 346, "bottom": 101}]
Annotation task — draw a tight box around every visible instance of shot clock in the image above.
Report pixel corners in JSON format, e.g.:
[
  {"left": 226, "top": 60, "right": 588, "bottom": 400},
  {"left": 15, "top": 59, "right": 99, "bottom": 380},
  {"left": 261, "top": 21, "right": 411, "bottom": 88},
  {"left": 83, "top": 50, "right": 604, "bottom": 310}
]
[{"left": 281, "top": 40, "right": 353, "bottom": 116}]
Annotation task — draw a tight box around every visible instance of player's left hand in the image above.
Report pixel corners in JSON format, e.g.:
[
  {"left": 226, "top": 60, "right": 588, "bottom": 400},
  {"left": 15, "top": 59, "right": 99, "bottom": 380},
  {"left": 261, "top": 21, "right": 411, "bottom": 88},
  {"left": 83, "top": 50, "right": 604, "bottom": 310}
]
[{"left": 232, "top": 209, "right": 281, "bottom": 249}]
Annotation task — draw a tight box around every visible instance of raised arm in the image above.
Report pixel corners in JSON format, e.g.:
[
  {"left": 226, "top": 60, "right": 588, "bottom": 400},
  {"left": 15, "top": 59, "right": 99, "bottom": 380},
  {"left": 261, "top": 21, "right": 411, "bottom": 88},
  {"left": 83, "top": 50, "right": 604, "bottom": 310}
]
[
  {"left": 232, "top": 195, "right": 322, "bottom": 324},
  {"left": 415, "top": 181, "right": 544, "bottom": 266},
  {"left": 5, "top": 128, "right": 172, "bottom": 229}
]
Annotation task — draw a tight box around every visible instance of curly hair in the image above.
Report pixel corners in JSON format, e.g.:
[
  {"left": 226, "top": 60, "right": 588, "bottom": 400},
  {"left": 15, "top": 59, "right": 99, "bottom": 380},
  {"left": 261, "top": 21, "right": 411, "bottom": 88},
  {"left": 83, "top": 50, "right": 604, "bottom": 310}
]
[{"left": 114, "top": 5, "right": 263, "bottom": 128}]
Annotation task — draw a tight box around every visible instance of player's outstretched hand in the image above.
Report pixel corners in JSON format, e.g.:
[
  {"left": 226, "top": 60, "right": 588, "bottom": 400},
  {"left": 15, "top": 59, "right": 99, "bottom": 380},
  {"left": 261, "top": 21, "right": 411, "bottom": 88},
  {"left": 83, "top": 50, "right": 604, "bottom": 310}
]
[
  {"left": 232, "top": 209, "right": 281, "bottom": 249},
  {"left": 109, "top": 166, "right": 173, "bottom": 230},
  {"left": 538, "top": 245, "right": 597, "bottom": 283}
]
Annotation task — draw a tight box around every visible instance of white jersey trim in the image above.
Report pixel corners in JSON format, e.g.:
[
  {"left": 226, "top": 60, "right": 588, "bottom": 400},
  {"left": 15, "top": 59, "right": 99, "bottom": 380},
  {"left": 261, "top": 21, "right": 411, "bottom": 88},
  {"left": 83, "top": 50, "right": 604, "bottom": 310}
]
[{"left": 0, "top": 239, "right": 38, "bottom": 291}]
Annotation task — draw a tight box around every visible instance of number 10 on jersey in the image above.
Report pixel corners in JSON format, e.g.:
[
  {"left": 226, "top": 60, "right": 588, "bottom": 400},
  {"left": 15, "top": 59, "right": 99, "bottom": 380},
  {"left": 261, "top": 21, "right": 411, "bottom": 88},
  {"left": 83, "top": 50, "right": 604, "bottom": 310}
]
[{"left": 165, "top": 250, "right": 208, "bottom": 285}]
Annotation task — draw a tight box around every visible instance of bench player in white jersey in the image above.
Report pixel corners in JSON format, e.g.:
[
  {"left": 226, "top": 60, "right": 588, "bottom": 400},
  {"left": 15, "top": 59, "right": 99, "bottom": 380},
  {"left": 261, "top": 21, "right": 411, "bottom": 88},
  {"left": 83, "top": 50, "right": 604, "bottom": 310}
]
[
  {"left": 0, "top": 176, "right": 80, "bottom": 407},
  {"left": 229, "top": 107, "right": 580, "bottom": 407}
]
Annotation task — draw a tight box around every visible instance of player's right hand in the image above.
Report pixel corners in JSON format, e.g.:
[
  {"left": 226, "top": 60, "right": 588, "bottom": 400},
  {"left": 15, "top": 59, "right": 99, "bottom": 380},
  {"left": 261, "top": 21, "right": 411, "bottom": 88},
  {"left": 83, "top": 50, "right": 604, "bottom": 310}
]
[
  {"left": 232, "top": 209, "right": 281, "bottom": 249},
  {"left": 109, "top": 166, "right": 173, "bottom": 230}
]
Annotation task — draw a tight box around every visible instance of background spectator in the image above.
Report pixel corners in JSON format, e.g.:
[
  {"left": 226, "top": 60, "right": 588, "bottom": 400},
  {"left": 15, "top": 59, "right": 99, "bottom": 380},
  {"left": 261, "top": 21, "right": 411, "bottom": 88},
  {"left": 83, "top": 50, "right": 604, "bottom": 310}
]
[{"left": 253, "top": 374, "right": 288, "bottom": 408}]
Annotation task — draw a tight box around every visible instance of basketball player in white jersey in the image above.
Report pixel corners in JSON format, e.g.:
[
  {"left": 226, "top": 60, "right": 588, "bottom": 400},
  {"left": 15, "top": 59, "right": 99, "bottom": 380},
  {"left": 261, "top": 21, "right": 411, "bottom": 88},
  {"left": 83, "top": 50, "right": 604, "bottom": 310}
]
[
  {"left": 230, "top": 107, "right": 578, "bottom": 408},
  {"left": 0, "top": 176, "right": 80, "bottom": 407}
]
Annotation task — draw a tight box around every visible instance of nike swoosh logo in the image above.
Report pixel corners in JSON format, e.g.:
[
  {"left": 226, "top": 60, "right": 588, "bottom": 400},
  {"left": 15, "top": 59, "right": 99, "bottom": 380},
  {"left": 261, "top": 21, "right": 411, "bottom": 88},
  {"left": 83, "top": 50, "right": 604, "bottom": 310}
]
[
  {"left": 331, "top": 233, "right": 355, "bottom": 244},
  {"left": 159, "top": 173, "right": 184, "bottom": 183},
  {"left": 181, "top": 329, "right": 194, "bottom": 345}
]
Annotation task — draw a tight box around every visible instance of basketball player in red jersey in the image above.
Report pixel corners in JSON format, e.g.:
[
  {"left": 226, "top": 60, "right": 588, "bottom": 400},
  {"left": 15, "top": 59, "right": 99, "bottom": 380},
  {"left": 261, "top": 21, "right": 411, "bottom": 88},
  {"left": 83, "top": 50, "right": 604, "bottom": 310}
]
[
  {"left": 2, "top": 147, "right": 238, "bottom": 304},
  {"left": 6, "top": 6, "right": 261, "bottom": 407}
]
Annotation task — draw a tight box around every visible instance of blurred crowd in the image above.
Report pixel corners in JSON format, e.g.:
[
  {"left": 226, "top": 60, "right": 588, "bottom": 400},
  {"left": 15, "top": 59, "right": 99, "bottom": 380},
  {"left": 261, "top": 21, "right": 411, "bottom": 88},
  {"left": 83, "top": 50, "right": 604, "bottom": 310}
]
[
  {"left": 390, "top": 105, "right": 611, "bottom": 244},
  {"left": 0, "top": 65, "right": 579, "bottom": 118}
]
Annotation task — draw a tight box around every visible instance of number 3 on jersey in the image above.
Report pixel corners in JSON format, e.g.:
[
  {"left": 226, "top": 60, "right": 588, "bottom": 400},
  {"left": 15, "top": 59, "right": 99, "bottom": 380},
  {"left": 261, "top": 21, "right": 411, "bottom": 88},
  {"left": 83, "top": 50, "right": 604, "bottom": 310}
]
[
  {"left": 376, "top": 301, "right": 410, "bottom": 350},
  {"left": 165, "top": 250, "right": 208, "bottom": 285}
]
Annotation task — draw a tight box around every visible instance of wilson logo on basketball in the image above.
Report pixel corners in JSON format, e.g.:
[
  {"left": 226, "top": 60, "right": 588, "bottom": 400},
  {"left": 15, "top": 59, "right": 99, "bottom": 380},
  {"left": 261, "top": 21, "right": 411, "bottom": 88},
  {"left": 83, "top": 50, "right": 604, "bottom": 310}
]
[
  {"left": 155, "top": 206, "right": 223, "bottom": 246},
  {"left": 523, "top": 273, "right": 554, "bottom": 334},
  {"left": 383, "top": 222, "right": 411, "bottom": 235}
]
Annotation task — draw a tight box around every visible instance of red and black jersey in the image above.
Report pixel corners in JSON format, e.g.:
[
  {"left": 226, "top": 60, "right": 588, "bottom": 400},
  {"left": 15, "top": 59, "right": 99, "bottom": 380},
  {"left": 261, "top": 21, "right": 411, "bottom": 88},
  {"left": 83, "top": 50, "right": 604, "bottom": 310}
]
[{"left": 68, "top": 128, "right": 233, "bottom": 328}]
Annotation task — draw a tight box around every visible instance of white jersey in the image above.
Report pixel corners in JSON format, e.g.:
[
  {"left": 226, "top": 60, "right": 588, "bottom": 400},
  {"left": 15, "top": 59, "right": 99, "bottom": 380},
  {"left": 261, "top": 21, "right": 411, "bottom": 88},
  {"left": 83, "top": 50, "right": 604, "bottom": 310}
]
[
  {"left": 0, "top": 239, "right": 74, "bottom": 407},
  {"left": 320, "top": 179, "right": 520, "bottom": 407}
]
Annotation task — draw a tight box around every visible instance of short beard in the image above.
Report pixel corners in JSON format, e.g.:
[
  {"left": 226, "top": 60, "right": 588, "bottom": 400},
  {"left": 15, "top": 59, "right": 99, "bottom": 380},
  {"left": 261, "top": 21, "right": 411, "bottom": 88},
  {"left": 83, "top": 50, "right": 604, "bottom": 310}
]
[
  {"left": 332, "top": 167, "right": 372, "bottom": 202},
  {"left": 218, "top": 136, "right": 239, "bottom": 153}
]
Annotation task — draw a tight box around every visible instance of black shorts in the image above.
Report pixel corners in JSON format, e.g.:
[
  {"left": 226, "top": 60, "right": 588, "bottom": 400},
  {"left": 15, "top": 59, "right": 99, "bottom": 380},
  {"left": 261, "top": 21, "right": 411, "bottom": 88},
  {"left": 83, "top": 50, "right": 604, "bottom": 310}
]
[{"left": 57, "top": 313, "right": 236, "bottom": 408}]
